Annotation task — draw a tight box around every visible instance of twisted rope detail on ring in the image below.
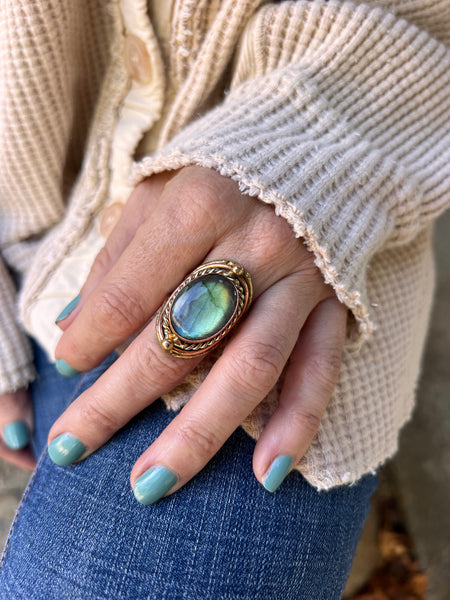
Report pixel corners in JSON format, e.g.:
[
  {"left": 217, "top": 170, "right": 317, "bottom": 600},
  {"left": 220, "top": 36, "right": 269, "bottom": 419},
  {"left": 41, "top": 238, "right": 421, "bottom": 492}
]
[{"left": 156, "top": 260, "right": 252, "bottom": 358}]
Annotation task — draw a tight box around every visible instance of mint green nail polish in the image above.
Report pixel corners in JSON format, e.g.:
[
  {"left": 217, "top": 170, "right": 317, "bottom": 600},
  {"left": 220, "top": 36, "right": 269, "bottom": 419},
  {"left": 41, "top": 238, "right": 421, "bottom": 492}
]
[
  {"left": 133, "top": 466, "right": 178, "bottom": 506},
  {"left": 4, "top": 421, "right": 30, "bottom": 450},
  {"left": 55, "top": 359, "right": 80, "bottom": 377},
  {"left": 55, "top": 294, "right": 81, "bottom": 323},
  {"left": 48, "top": 433, "right": 86, "bottom": 466},
  {"left": 263, "top": 455, "right": 294, "bottom": 493}
]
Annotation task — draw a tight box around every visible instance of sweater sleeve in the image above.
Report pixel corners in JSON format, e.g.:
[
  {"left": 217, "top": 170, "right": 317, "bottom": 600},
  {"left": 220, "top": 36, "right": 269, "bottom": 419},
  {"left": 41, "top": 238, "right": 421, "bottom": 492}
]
[
  {"left": 0, "top": 257, "right": 35, "bottom": 394},
  {"left": 132, "top": 1, "right": 450, "bottom": 343}
]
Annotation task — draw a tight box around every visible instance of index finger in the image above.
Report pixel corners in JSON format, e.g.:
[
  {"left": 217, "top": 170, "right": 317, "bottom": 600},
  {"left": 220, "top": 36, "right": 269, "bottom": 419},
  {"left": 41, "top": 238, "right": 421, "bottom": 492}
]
[{"left": 54, "top": 170, "right": 238, "bottom": 374}]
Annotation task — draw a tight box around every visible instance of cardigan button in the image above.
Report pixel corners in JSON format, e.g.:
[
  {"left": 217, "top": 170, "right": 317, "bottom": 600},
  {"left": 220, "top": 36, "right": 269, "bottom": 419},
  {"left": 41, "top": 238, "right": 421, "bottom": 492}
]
[
  {"left": 124, "top": 34, "right": 152, "bottom": 85},
  {"left": 99, "top": 203, "right": 125, "bottom": 238}
]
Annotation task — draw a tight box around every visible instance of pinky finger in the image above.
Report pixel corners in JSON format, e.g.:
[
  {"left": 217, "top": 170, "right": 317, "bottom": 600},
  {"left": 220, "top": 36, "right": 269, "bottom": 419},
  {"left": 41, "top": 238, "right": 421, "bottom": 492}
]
[
  {"left": 252, "top": 297, "right": 348, "bottom": 492},
  {"left": 0, "top": 389, "right": 36, "bottom": 471},
  {"left": 0, "top": 444, "right": 36, "bottom": 471}
]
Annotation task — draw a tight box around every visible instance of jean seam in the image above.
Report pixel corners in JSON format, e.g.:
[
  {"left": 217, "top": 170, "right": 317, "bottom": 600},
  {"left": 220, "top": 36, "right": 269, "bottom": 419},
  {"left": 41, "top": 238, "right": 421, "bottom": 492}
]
[
  {"left": 0, "top": 449, "right": 47, "bottom": 570},
  {"left": 1, "top": 355, "right": 119, "bottom": 570}
]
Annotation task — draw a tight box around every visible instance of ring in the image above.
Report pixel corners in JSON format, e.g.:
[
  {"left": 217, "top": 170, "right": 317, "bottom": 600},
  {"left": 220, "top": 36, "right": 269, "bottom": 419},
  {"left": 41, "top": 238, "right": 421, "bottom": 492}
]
[{"left": 156, "top": 260, "right": 253, "bottom": 358}]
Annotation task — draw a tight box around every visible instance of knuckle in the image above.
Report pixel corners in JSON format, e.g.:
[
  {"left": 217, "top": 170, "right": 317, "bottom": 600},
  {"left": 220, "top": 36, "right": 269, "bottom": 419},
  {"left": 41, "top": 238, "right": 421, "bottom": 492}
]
[
  {"left": 246, "top": 210, "right": 323, "bottom": 284},
  {"left": 304, "top": 351, "right": 342, "bottom": 392},
  {"left": 230, "top": 340, "right": 285, "bottom": 396},
  {"left": 247, "top": 211, "right": 291, "bottom": 261},
  {"left": 78, "top": 398, "right": 122, "bottom": 437},
  {"left": 133, "top": 343, "right": 186, "bottom": 392},
  {"left": 181, "top": 191, "right": 219, "bottom": 234},
  {"left": 183, "top": 178, "right": 218, "bottom": 213},
  {"left": 92, "top": 285, "right": 146, "bottom": 339},
  {"left": 176, "top": 417, "right": 220, "bottom": 458},
  {"left": 166, "top": 172, "right": 224, "bottom": 236},
  {"left": 298, "top": 264, "right": 324, "bottom": 287},
  {"left": 287, "top": 407, "right": 322, "bottom": 438},
  {"left": 292, "top": 252, "right": 324, "bottom": 287},
  {"left": 57, "top": 335, "right": 91, "bottom": 367}
]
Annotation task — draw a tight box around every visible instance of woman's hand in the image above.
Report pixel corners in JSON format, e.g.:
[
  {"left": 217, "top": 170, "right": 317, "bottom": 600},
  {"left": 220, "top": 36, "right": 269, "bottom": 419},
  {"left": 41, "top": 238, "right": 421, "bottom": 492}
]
[
  {"left": 0, "top": 389, "right": 36, "bottom": 471},
  {"left": 50, "top": 167, "right": 347, "bottom": 503}
]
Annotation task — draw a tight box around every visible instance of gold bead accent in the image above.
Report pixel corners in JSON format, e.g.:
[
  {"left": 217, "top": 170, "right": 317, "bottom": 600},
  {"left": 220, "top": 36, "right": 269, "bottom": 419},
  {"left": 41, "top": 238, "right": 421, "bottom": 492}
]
[{"left": 162, "top": 339, "right": 173, "bottom": 351}]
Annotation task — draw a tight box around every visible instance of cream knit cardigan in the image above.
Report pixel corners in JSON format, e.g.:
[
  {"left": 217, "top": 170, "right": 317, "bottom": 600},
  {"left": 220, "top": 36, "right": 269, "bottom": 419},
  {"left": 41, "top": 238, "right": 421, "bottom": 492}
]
[{"left": 1, "top": 0, "right": 449, "bottom": 489}]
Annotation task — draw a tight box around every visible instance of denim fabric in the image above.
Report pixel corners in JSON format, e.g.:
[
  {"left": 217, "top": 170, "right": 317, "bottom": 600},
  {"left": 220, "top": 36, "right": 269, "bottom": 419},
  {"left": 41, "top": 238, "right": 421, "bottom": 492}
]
[{"left": 0, "top": 346, "right": 377, "bottom": 599}]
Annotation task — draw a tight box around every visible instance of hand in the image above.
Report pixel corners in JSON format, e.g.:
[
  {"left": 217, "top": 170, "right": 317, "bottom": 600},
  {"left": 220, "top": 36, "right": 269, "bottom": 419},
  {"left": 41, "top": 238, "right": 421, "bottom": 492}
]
[
  {"left": 50, "top": 167, "right": 347, "bottom": 503},
  {"left": 0, "top": 389, "right": 36, "bottom": 471}
]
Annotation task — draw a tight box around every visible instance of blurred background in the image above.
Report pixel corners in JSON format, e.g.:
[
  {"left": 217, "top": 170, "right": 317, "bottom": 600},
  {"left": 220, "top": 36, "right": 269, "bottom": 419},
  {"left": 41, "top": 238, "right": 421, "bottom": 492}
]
[
  {"left": 1, "top": 210, "right": 449, "bottom": 598},
  {"left": 346, "top": 209, "right": 450, "bottom": 600}
]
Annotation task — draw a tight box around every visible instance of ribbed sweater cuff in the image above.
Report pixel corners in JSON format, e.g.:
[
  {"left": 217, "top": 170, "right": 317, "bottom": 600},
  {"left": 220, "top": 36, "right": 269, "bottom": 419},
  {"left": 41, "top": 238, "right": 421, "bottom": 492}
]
[
  {"left": 132, "top": 89, "right": 397, "bottom": 343},
  {"left": 0, "top": 258, "right": 35, "bottom": 393},
  {"left": 132, "top": 1, "right": 450, "bottom": 344}
]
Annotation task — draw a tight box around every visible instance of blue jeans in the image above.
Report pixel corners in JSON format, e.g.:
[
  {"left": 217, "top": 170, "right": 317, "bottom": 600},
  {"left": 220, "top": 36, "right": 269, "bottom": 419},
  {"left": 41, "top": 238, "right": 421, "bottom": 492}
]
[{"left": 0, "top": 345, "right": 377, "bottom": 599}]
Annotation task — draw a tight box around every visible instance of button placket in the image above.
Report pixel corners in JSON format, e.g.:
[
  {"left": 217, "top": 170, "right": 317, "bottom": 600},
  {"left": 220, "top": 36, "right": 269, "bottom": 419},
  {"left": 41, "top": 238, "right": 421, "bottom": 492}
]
[{"left": 103, "top": 2, "right": 166, "bottom": 226}]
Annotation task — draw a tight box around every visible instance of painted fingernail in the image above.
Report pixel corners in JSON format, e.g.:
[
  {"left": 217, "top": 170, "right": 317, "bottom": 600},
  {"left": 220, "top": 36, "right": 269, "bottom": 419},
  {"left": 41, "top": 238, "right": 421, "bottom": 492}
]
[
  {"left": 3, "top": 421, "right": 30, "bottom": 450},
  {"left": 133, "top": 466, "right": 178, "bottom": 506},
  {"left": 48, "top": 433, "right": 86, "bottom": 466},
  {"left": 55, "top": 359, "right": 81, "bottom": 377},
  {"left": 55, "top": 294, "right": 81, "bottom": 323},
  {"left": 263, "top": 455, "right": 294, "bottom": 493}
]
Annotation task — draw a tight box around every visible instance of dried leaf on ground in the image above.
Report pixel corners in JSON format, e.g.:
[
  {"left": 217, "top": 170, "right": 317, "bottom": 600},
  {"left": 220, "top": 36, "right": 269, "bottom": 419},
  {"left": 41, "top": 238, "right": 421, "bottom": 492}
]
[{"left": 348, "top": 498, "right": 427, "bottom": 600}]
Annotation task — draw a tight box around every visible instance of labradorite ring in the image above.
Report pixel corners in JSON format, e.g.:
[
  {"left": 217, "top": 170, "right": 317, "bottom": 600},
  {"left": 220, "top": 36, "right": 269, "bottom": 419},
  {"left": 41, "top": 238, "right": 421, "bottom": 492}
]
[{"left": 156, "top": 260, "right": 253, "bottom": 358}]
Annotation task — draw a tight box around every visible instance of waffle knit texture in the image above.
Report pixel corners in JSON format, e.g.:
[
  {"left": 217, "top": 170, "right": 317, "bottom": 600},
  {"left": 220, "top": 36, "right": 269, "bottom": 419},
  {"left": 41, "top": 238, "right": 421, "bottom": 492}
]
[{"left": 1, "top": 0, "right": 450, "bottom": 488}]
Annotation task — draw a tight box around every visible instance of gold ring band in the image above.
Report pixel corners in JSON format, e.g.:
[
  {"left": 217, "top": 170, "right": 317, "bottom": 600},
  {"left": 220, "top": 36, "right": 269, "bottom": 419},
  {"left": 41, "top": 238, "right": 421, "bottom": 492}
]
[{"left": 156, "top": 260, "right": 253, "bottom": 358}]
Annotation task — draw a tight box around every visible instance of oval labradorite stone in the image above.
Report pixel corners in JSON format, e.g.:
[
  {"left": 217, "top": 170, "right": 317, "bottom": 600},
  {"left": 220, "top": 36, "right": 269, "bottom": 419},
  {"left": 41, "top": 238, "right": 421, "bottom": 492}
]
[{"left": 171, "top": 274, "right": 238, "bottom": 341}]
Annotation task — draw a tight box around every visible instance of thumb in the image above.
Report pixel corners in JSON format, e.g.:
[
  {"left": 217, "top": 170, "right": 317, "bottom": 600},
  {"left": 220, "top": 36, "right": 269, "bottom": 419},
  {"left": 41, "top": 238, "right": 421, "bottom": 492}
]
[{"left": 0, "top": 389, "right": 36, "bottom": 471}]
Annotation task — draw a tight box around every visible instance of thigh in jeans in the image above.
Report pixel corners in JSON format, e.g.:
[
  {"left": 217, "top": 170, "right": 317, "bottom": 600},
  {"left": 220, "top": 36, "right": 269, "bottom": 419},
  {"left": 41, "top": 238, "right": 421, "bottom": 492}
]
[{"left": 0, "top": 347, "right": 377, "bottom": 600}]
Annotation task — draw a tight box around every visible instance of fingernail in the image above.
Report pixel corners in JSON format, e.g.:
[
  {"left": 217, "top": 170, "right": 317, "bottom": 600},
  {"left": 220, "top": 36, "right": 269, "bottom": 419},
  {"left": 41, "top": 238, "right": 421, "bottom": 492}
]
[
  {"left": 3, "top": 421, "right": 30, "bottom": 450},
  {"left": 133, "top": 466, "right": 178, "bottom": 506},
  {"left": 263, "top": 455, "right": 294, "bottom": 493},
  {"left": 55, "top": 294, "right": 81, "bottom": 323},
  {"left": 48, "top": 433, "right": 86, "bottom": 466},
  {"left": 55, "top": 359, "right": 81, "bottom": 377}
]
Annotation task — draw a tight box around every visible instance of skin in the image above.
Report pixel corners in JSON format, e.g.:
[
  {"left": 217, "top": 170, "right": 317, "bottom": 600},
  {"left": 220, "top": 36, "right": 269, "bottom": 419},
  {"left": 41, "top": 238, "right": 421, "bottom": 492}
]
[
  {"left": 1, "top": 167, "right": 347, "bottom": 495},
  {"left": 0, "top": 390, "right": 36, "bottom": 471}
]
